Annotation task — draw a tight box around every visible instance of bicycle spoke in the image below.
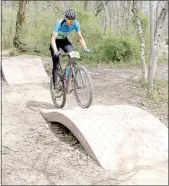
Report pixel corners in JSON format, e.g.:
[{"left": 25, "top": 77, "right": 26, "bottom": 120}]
[
  {"left": 50, "top": 70, "right": 66, "bottom": 108},
  {"left": 73, "top": 66, "right": 93, "bottom": 108}
]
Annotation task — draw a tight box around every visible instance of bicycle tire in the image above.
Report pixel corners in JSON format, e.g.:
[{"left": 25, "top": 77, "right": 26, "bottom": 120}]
[
  {"left": 73, "top": 65, "right": 93, "bottom": 108},
  {"left": 50, "top": 71, "right": 66, "bottom": 109}
]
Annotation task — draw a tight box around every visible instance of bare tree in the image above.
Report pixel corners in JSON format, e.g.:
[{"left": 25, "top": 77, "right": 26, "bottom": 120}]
[
  {"left": 95, "top": 1, "right": 109, "bottom": 16},
  {"left": 13, "top": 0, "right": 27, "bottom": 51},
  {"left": 148, "top": 1, "right": 155, "bottom": 95},
  {"left": 126, "top": 1, "right": 132, "bottom": 31},
  {"left": 115, "top": 1, "right": 120, "bottom": 35},
  {"left": 110, "top": 2, "right": 116, "bottom": 31},
  {"left": 153, "top": 1, "right": 168, "bottom": 74},
  {"left": 155, "top": 1, "right": 160, "bottom": 28},
  {"left": 120, "top": 1, "right": 125, "bottom": 23},
  {"left": 132, "top": 1, "right": 147, "bottom": 80},
  {"left": 148, "top": 1, "right": 168, "bottom": 94},
  {"left": 102, "top": 1, "right": 109, "bottom": 32}
]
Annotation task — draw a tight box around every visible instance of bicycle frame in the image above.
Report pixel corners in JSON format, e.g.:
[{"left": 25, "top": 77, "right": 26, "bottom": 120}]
[
  {"left": 64, "top": 59, "right": 75, "bottom": 93},
  {"left": 50, "top": 51, "right": 93, "bottom": 108},
  {"left": 59, "top": 55, "right": 77, "bottom": 93}
]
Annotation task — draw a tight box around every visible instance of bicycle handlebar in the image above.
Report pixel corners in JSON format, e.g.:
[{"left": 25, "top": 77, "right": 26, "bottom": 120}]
[
  {"left": 60, "top": 51, "right": 82, "bottom": 61},
  {"left": 60, "top": 53, "right": 69, "bottom": 57},
  {"left": 60, "top": 53, "right": 81, "bottom": 60}
]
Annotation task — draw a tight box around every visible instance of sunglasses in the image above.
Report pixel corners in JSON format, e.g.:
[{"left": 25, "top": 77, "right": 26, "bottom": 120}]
[{"left": 66, "top": 19, "right": 75, "bottom": 24}]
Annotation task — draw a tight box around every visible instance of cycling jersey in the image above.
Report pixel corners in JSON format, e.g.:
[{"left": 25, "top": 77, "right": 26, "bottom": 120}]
[{"left": 53, "top": 19, "right": 80, "bottom": 39}]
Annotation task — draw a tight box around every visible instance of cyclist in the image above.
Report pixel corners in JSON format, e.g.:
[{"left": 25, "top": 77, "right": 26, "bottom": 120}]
[{"left": 49, "top": 9, "right": 89, "bottom": 89}]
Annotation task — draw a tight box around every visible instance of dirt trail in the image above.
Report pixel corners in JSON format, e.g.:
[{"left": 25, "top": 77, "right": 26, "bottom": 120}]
[{"left": 2, "top": 54, "right": 168, "bottom": 185}]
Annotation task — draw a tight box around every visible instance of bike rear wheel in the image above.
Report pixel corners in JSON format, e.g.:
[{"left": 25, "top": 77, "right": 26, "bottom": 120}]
[
  {"left": 73, "top": 66, "right": 93, "bottom": 108},
  {"left": 50, "top": 71, "right": 66, "bottom": 108}
]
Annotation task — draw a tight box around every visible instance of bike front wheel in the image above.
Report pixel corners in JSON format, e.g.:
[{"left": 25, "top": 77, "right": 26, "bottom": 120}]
[
  {"left": 50, "top": 71, "right": 66, "bottom": 108},
  {"left": 73, "top": 66, "right": 93, "bottom": 108}
]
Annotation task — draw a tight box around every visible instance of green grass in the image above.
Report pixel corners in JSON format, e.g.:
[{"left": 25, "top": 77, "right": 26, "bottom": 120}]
[
  {"left": 138, "top": 78, "right": 168, "bottom": 107},
  {"left": 158, "top": 55, "right": 168, "bottom": 64}
]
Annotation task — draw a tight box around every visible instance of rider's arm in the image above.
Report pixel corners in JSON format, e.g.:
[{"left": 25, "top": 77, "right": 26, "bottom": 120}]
[
  {"left": 77, "top": 31, "right": 87, "bottom": 49},
  {"left": 75, "top": 21, "right": 88, "bottom": 49},
  {"left": 51, "top": 32, "right": 58, "bottom": 52},
  {"left": 51, "top": 20, "right": 61, "bottom": 52}
]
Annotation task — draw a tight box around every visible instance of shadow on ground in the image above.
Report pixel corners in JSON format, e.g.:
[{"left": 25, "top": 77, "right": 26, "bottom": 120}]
[
  {"left": 48, "top": 122, "right": 89, "bottom": 156},
  {"left": 26, "top": 100, "right": 89, "bottom": 157},
  {"left": 26, "top": 100, "right": 55, "bottom": 111}
]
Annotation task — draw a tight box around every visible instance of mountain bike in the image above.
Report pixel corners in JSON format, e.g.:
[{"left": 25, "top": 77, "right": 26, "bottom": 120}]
[{"left": 50, "top": 51, "right": 93, "bottom": 109}]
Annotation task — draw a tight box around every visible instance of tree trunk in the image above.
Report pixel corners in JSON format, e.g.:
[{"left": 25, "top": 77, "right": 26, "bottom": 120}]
[
  {"left": 95, "top": 1, "right": 109, "bottom": 16},
  {"left": 120, "top": 1, "right": 126, "bottom": 25},
  {"left": 153, "top": 1, "right": 168, "bottom": 76},
  {"left": 13, "top": 0, "right": 27, "bottom": 51},
  {"left": 148, "top": 1, "right": 155, "bottom": 95},
  {"left": 115, "top": 1, "right": 120, "bottom": 35},
  {"left": 132, "top": 1, "right": 147, "bottom": 80},
  {"left": 126, "top": 1, "right": 132, "bottom": 32},
  {"left": 109, "top": 3, "right": 113, "bottom": 31},
  {"left": 111, "top": 2, "right": 116, "bottom": 31},
  {"left": 155, "top": 1, "right": 160, "bottom": 29},
  {"left": 102, "top": 1, "right": 109, "bottom": 33}
]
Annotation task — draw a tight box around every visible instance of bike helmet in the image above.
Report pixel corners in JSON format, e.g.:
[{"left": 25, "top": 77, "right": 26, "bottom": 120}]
[{"left": 65, "top": 9, "right": 76, "bottom": 20}]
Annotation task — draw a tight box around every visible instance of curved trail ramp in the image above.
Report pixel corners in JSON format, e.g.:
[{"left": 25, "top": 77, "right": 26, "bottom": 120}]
[
  {"left": 41, "top": 105, "right": 168, "bottom": 185},
  {"left": 2, "top": 55, "right": 49, "bottom": 84},
  {"left": 2, "top": 55, "right": 168, "bottom": 184}
]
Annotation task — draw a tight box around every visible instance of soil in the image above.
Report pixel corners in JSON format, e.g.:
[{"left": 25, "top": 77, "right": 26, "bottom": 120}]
[{"left": 2, "top": 53, "right": 168, "bottom": 185}]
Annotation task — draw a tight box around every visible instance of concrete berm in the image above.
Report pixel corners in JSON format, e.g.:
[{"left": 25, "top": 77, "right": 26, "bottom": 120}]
[{"left": 40, "top": 105, "right": 168, "bottom": 184}]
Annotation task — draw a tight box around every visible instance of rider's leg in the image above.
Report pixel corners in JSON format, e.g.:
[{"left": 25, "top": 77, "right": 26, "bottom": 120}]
[
  {"left": 60, "top": 38, "right": 74, "bottom": 78},
  {"left": 61, "top": 37, "right": 74, "bottom": 53},
  {"left": 49, "top": 41, "right": 61, "bottom": 89},
  {"left": 60, "top": 38, "right": 74, "bottom": 92},
  {"left": 52, "top": 56, "right": 60, "bottom": 89}
]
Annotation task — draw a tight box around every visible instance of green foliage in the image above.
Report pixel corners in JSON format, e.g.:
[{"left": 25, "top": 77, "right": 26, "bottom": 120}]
[
  {"left": 94, "top": 35, "right": 140, "bottom": 64},
  {"left": 152, "top": 79, "right": 168, "bottom": 103},
  {"left": 23, "top": 9, "right": 57, "bottom": 55},
  {"left": 2, "top": 8, "right": 17, "bottom": 48},
  {"left": 2, "top": 3, "right": 141, "bottom": 66},
  {"left": 138, "top": 78, "right": 168, "bottom": 105},
  {"left": 71, "top": 8, "right": 103, "bottom": 48},
  {"left": 158, "top": 55, "right": 168, "bottom": 64}
]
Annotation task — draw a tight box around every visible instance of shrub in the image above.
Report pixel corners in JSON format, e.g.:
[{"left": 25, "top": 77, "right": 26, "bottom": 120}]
[
  {"left": 2, "top": 3, "right": 141, "bottom": 65},
  {"left": 96, "top": 35, "right": 140, "bottom": 63}
]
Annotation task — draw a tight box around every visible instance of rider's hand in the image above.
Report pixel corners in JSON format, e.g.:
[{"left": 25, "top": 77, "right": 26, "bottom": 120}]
[
  {"left": 54, "top": 50, "right": 60, "bottom": 57},
  {"left": 83, "top": 47, "right": 90, "bottom": 53}
]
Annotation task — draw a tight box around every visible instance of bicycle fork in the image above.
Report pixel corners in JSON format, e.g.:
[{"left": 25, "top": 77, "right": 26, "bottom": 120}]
[
  {"left": 73, "top": 67, "right": 86, "bottom": 89},
  {"left": 63, "top": 65, "right": 73, "bottom": 94}
]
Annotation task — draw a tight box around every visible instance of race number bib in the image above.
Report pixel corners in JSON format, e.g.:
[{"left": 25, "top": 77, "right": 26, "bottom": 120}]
[{"left": 69, "top": 51, "right": 80, "bottom": 58}]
